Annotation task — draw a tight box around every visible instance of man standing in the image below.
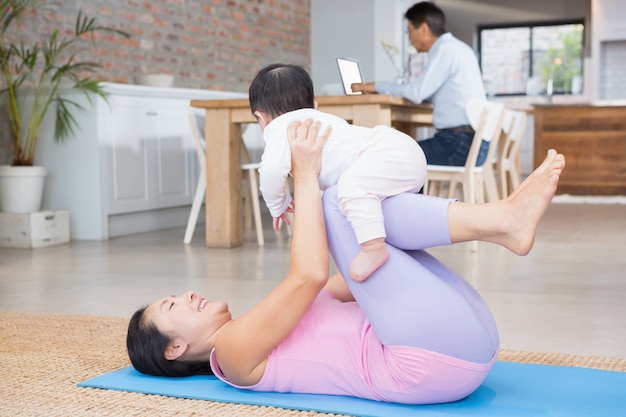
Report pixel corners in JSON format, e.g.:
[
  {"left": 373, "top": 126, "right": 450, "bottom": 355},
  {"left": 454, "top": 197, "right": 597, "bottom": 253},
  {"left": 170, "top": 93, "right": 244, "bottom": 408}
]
[{"left": 352, "top": 2, "right": 487, "bottom": 166}]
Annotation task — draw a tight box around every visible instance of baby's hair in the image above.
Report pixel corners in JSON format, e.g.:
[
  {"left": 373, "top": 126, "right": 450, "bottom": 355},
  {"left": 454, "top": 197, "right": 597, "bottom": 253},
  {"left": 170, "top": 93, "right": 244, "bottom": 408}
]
[{"left": 249, "top": 63, "right": 315, "bottom": 119}]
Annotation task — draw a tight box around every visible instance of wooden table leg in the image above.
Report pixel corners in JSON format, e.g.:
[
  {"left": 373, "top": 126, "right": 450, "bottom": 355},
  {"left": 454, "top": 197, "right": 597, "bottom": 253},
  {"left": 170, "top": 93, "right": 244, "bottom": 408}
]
[{"left": 204, "top": 109, "right": 243, "bottom": 247}]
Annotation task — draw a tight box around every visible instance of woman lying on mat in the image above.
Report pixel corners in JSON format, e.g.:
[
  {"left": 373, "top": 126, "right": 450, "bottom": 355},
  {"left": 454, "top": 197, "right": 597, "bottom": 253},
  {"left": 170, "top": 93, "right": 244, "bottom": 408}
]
[{"left": 127, "top": 119, "right": 565, "bottom": 404}]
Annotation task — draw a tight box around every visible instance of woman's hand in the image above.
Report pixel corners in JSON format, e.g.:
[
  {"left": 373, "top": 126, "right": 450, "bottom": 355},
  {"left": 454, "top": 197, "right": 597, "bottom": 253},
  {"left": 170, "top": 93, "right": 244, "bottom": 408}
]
[{"left": 287, "top": 119, "right": 331, "bottom": 179}]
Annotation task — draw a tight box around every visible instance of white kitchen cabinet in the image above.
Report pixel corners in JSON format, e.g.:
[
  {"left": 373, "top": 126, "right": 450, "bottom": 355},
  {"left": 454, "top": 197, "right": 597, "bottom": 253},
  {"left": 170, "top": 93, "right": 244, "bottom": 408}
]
[
  {"left": 36, "top": 83, "right": 245, "bottom": 240},
  {"left": 104, "top": 95, "right": 195, "bottom": 215}
]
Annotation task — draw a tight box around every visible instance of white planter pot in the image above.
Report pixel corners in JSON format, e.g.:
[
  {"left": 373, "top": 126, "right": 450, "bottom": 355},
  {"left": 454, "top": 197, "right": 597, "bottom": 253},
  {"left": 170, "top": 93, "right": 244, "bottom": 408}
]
[{"left": 0, "top": 165, "right": 48, "bottom": 213}]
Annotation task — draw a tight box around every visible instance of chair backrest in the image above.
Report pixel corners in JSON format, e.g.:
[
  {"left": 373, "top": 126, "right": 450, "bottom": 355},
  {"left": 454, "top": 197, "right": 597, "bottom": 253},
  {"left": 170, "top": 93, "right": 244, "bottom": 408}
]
[
  {"left": 464, "top": 99, "right": 505, "bottom": 169},
  {"left": 507, "top": 110, "right": 527, "bottom": 156},
  {"left": 502, "top": 109, "right": 526, "bottom": 138},
  {"left": 188, "top": 108, "right": 206, "bottom": 172},
  {"left": 188, "top": 108, "right": 257, "bottom": 168},
  {"left": 499, "top": 109, "right": 527, "bottom": 163},
  {"left": 465, "top": 99, "right": 485, "bottom": 131}
]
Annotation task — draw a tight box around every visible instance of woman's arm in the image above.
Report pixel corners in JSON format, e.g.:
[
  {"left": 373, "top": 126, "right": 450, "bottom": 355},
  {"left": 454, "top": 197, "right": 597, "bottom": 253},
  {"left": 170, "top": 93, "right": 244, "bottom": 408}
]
[
  {"left": 324, "top": 273, "right": 355, "bottom": 302},
  {"left": 214, "top": 120, "right": 332, "bottom": 386}
]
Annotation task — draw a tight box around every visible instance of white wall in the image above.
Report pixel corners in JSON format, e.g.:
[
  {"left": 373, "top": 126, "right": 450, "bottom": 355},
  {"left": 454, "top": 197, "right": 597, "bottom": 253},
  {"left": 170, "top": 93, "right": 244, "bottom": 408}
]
[
  {"left": 311, "top": 0, "right": 374, "bottom": 94},
  {"left": 311, "top": 0, "right": 415, "bottom": 94},
  {"left": 591, "top": 0, "right": 626, "bottom": 100}
]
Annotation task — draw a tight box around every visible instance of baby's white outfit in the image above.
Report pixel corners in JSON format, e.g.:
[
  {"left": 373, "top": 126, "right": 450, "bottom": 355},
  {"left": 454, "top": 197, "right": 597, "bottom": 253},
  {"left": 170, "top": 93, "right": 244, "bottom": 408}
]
[{"left": 260, "top": 108, "right": 426, "bottom": 243}]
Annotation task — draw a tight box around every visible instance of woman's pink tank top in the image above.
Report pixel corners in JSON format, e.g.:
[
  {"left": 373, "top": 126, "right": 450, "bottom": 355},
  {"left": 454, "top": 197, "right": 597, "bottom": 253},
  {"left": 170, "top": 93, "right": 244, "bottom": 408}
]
[{"left": 210, "top": 290, "right": 495, "bottom": 404}]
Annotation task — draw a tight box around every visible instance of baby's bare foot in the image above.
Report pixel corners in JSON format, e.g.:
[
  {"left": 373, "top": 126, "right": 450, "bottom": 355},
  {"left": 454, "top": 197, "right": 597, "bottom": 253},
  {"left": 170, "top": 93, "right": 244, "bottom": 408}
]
[
  {"left": 349, "top": 238, "right": 390, "bottom": 282},
  {"left": 500, "top": 149, "right": 565, "bottom": 255}
]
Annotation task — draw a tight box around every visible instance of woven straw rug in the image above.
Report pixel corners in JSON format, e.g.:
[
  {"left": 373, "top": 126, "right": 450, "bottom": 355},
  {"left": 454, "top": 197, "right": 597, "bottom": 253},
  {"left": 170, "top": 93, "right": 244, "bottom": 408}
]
[{"left": 2, "top": 310, "right": 625, "bottom": 417}]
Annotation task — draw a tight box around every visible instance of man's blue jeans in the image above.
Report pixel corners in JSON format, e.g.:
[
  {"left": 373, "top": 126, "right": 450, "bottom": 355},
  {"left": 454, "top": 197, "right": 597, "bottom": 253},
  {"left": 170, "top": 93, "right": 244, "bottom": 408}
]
[{"left": 417, "top": 129, "right": 489, "bottom": 166}]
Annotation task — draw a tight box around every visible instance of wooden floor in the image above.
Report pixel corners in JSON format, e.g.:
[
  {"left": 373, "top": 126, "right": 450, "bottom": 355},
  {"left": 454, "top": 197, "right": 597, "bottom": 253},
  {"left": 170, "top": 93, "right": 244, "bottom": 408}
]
[{"left": 1, "top": 202, "right": 625, "bottom": 359}]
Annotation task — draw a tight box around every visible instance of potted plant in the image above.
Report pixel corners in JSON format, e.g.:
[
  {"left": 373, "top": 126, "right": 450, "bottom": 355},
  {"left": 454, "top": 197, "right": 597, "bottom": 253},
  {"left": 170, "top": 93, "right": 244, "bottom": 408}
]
[{"left": 0, "top": 0, "right": 128, "bottom": 212}]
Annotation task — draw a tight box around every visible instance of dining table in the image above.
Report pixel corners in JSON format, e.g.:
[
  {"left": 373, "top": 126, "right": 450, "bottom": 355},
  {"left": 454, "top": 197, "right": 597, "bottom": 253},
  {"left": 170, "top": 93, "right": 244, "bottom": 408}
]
[{"left": 191, "top": 94, "right": 433, "bottom": 248}]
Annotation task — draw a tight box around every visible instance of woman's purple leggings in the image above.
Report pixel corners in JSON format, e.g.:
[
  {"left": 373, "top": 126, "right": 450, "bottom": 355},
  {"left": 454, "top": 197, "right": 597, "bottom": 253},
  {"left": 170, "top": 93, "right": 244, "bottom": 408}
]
[{"left": 322, "top": 186, "right": 500, "bottom": 363}]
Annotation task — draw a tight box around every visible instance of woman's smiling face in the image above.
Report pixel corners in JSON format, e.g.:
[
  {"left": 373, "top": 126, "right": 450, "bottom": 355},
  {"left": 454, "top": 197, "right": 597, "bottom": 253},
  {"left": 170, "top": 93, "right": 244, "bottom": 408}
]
[{"left": 145, "top": 290, "right": 232, "bottom": 361}]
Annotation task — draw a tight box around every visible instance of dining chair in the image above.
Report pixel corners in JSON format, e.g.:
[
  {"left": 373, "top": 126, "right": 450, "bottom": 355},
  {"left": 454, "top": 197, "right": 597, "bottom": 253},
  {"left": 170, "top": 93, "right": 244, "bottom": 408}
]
[
  {"left": 184, "top": 109, "right": 266, "bottom": 246},
  {"left": 423, "top": 99, "right": 506, "bottom": 205},
  {"left": 496, "top": 109, "right": 527, "bottom": 198}
]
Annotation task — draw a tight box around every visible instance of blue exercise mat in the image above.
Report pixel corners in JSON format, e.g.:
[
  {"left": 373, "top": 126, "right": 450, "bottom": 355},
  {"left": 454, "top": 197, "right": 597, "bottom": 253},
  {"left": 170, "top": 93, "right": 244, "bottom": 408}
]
[{"left": 78, "top": 361, "right": 626, "bottom": 417}]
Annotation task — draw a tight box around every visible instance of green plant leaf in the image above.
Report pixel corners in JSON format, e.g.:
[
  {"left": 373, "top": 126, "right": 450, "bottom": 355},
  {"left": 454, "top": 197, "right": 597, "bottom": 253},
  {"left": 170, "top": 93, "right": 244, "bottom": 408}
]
[
  {"left": 53, "top": 96, "right": 83, "bottom": 142},
  {"left": 1, "top": 0, "right": 130, "bottom": 165}
]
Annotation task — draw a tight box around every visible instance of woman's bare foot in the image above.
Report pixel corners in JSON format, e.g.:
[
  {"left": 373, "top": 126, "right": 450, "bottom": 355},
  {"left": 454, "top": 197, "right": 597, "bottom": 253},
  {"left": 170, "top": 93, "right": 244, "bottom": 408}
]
[
  {"left": 349, "top": 238, "right": 390, "bottom": 282},
  {"left": 497, "top": 149, "right": 565, "bottom": 255}
]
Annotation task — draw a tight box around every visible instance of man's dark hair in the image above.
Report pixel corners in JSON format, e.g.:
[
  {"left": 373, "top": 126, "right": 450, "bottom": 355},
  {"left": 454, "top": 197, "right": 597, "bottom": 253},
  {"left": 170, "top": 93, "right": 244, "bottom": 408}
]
[
  {"left": 249, "top": 63, "right": 315, "bottom": 119},
  {"left": 405, "top": 2, "right": 447, "bottom": 37},
  {"left": 126, "top": 306, "right": 214, "bottom": 377}
]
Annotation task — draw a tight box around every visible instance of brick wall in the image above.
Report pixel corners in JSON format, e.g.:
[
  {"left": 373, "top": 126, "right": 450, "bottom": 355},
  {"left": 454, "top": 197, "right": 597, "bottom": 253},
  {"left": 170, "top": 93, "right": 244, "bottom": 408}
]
[{"left": 14, "top": 0, "right": 311, "bottom": 92}]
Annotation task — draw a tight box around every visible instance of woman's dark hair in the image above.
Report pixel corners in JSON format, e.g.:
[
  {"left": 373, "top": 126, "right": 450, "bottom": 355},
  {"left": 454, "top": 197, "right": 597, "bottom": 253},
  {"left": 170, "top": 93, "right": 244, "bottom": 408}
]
[
  {"left": 126, "top": 306, "right": 213, "bottom": 377},
  {"left": 249, "top": 63, "right": 315, "bottom": 119},
  {"left": 405, "top": 1, "right": 447, "bottom": 37}
]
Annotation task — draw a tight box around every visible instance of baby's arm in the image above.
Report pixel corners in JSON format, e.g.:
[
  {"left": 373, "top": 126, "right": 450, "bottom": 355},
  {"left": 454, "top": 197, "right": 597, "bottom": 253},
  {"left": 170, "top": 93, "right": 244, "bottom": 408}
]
[
  {"left": 259, "top": 131, "right": 293, "bottom": 218},
  {"left": 272, "top": 202, "right": 294, "bottom": 232}
]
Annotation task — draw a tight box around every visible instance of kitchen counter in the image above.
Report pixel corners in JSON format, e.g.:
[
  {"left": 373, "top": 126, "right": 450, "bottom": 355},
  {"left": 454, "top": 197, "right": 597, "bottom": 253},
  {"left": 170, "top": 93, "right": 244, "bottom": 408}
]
[{"left": 532, "top": 102, "right": 626, "bottom": 195}]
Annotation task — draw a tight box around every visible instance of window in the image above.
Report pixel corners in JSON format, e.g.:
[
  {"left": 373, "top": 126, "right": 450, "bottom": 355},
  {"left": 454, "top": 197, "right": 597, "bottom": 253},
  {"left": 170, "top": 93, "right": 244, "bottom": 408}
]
[{"left": 478, "top": 20, "right": 584, "bottom": 96}]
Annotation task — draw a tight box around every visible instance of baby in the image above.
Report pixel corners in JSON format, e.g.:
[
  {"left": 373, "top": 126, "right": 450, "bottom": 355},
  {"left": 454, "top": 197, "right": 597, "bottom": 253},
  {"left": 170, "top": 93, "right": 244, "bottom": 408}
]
[{"left": 250, "top": 64, "right": 426, "bottom": 282}]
